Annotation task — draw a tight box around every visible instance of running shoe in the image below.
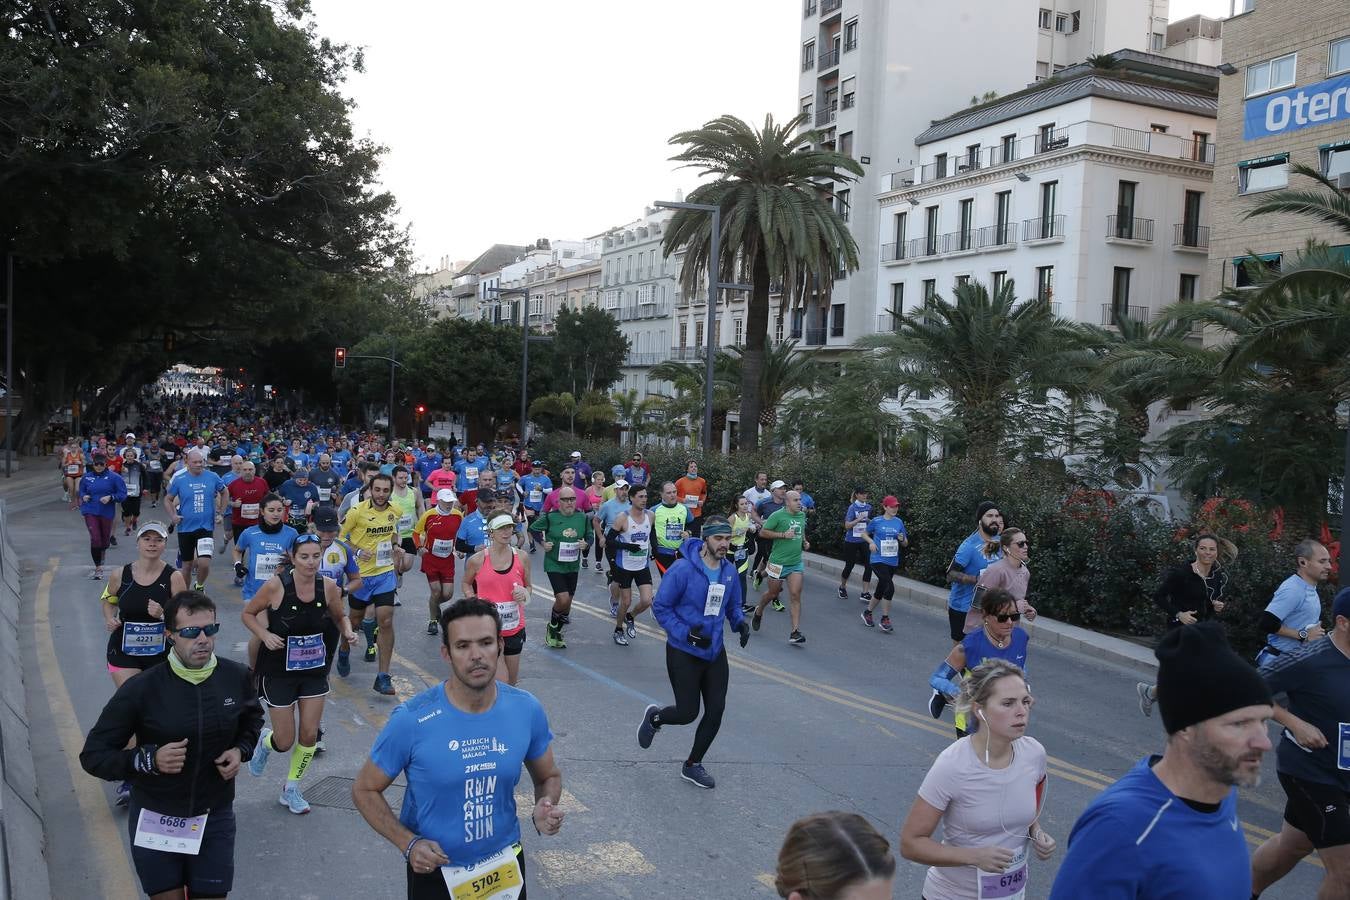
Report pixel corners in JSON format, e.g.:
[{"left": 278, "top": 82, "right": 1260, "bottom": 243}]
[
  {"left": 279, "top": 786, "right": 311, "bottom": 815},
  {"left": 788, "top": 630, "right": 806, "bottom": 645},
  {"left": 861, "top": 610, "right": 874, "bottom": 628},
  {"left": 837, "top": 586, "right": 847, "bottom": 600},
  {"left": 610, "top": 601, "right": 619, "bottom": 617},
  {"left": 771, "top": 598, "right": 785, "bottom": 612},
  {"left": 879, "top": 616, "right": 894, "bottom": 634},
  {"left": 741, "top": 603, "right": 755, "bottom": 616},
  {"left": 335, "top": 650, "right": 350, "bottom": 678},
  {"left": 581, "top": 560, "right": 588, "bottom": 569},
  {"left": 1136, "top": 682, "right": 1155, "bottom": 718},
  {"left": 248, "top": 728, "right": 272, "bottom": 777},
  {"left": 315, "top": 728, "right": 326, "bottom": 753},
  {"left": 595, "top": 564, "right": 604, "bottom": 575},
  {"left": 373, "top": 672, "right": 395, "bottom": 695},
  {"left": 928, "top": 690, "right": 948, "bottom": 720},
  {"left": 115, "top": 780, "right": 131, "bottom": 807},
  {"left": 625, "top": 615, "right": 636, "bottom": 639},
  {"left": 426, "top": 620, "right": 438, "bottom": 636},
  {"left": 91, "top": 568, "right": 103, "bottom": 580},
  {"left": 680, "top": 763, "right": 715, "bottom": 789},
  {"left": 109, "top": 535, "right": 117, "bottom": 547},
  {"left": 612, "top": 629, "right": 629, "bottom": 646},
  {"left": 545, "top": 622, "right": 566, "bottom": 649},
  {"left": 753, "top": 572, "right": 764, "bottom": 590},
  {"left": 751, "top": 611, "right": 762, "bottom": 631},
  {"left": 637, "top": 704, "right": 660, "bottom": 749},
  {"left": 192, "top": 582, "right": 205, "bottom": 592},
  {"left": 860, "top": 591, "right": 872, "bottom": 602},
  {"left": 150, "top": 501, "right": 157, "bottom": 508},
  {"left": 62, "top": 491, "right": 69, "bottom": 503}
]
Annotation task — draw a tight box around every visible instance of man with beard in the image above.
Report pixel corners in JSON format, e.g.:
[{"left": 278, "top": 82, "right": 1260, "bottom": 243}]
[
  {"left": 930, "top": 501, "right": 1005, "bottom": 719},
  {"left": 1050, "top": 622, "right": 1273, "bottom": 899}
]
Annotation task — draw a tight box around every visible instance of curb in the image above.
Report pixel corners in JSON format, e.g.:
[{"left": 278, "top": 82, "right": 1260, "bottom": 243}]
[{"left": 802, "top": 551, "right": 1158, "bottom": 677}]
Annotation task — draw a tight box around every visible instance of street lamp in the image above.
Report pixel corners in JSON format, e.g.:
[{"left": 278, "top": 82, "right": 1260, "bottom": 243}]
[
  {"left": 654, "top": 200, "right": 754, "bottom": 452},
  {"left": 339, "top": 340, "right": 403, "bottom": 443}
]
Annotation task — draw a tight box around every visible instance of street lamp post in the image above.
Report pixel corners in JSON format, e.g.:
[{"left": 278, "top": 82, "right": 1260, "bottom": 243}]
[
  {"left": 343, "top": 341, "right": 403, "bottom": 443},
  {"left": 654, "top": 201, "right": 754, "bottom": 453}
]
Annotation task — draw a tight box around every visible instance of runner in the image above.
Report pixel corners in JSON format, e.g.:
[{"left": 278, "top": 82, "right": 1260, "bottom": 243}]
[
  {"left": 389, "top": 465, "right": 425, "bottom": 597},
  {"left": 165, "top": 449, "right": 228, "bottom": 591},
  {"left": 900, "top": 659, "right": 1056, "bottom": 900},
  {"left": 61, "top": 437, "right": 85, "bottom": 507},
  {"left": 582, "top": 471, "right": 607, "bottom": 569},
  {"left": 77, "top": 453, "right": 127, "bottom": 579},
  {"left": 728, "top": 496, "right": 755, "bottom": 614},
  {"left": 860, "top": 495, "right": 908, "bottom": 634},
  {"left": 454, "top": 445, "right": 489, "bottom": 514},
  {"left": 945, "top": 501, "right": 1004, "bottom": 644},
  {"left": 518, "top": 460, "right": 551, "bottom": 552},
  {"left": 309, "top": 452, "right": 342, "bottom": 508},
  {"left": 226, "top": 461, "right": 270, "bottom": 586},
  {"left": 929, "top": 588, "right": 1031, "bottom": 734},
  {"left": 674, "top": 460, "right": 708, "bottom": 536},
  {"left": 454, "top": 488, "right": 493, "bottom": 560},
  {"left": 651, "top": 481, "right": 691, "bottom": 575},
  {"left": 608, "top": 485, "right": 654, "bottom": 646},
  {"left": 232, "top": 494, "right": 299, "bottom": 605},
  {"left": 142, "top": 439, "right": 166, "bottom": 508},
  {"left": 119, "top": 447, "right": 146, "bottom": 537},
  {"left": 277, "top": 467, "right": 318, "bottom": 532},
  {"left": 775, "top": 812, "right": 896, "bottom": 899},
  {"left": 80, "top": 590, "right": 263, "bottom": 900},
  {"left": 637, "top": 516, "right": 750, "bottom": 789},
  {"left": 751, "top": 479, "right": 787, "bottom": 590},
  {"left": 530, "top": 486, "right": 594, "bottom": 650},
  {"left": 413, "top": 489, "right": 463, "bottom": 636},
  {"left": 352, "top": 598, "right": 563, "bottom": 899},
  {"left": 1256, "top": 539, "right": 1333, "bottom": 669},
  {"left": 340, "top": 472, "right": 402, "bottom": 696},
  {"left": 624, "top": 450, "right": 650, "bottom": 490},
  {"left": 568, "top": 449, "right": 592, "bottom": 483},
  {"left": 542, "top": 465, "right": 594, "bottom": 513},
  {"left": 838, "top": 487, "right": 873, "bottom": 603},
  {"left": 262, "top": 453, "right": 292, "bottom": 491},
  {"left": 750, "top": 490, "right": 810, "bottom": 645},
  {"left": 242, "top": 535, "right": 357, "bottom": 814},
  {"left": 462, "top": 515, "right": 532, "bottom": 685},
  {"left": 965, "top": 527, "right": 1038, "bottom": 633},
  {"left": 1250, "top": 586, "right": 1350, "bottom": 899},
  {"left": 1049, "top": 622, "right": 1274, "bottom": 899},
  {"left": 595, "top": 480, "right": 631, "bottom": 617}
]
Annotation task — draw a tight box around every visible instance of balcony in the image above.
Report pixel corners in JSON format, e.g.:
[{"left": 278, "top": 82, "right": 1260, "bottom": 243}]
[
  {"left": 1022, "top": 215, "right": 1067, "bottom": 242},
  {"left": 876, "top": 312, "right": 902, "bottom": 333},
  {"left": 821, "top": 0, "right": 842, "bottom": 13},
  {"left": 1173, "top": 223, "right": 1210, "bottom": 252},
  {"left": 888, "top": 168, "right": 916, "bottom": 191},
  {"left": 1100, "top": 304, "right": 1150, "bottom": 327},
  {"left": 940, "top": 228, "right": 979, "bottom": 254},
  {"left": 906, "top": 236, "right": 942, "bottom": 261},
  {"left": 625, "top": 351, "right": 670, "bottom": 367},
  {"left": 815, "top": 106, "right": 837, "bottom": 127},
  {"left": 880, "top": 242, "right": 909, "bottom": 264},
  {"left": 803, "top": 328, "right": 827, "bottom": 346},
  {"left": 616, "top": 303, "right": 671, "bottom": 322},
  {"left": 670, "top": 346, "right": 707, "bottom": 361},
  {"left": 1106, "top": 215, "right": 1155, "bottom": 243},
  {"left": 817, "top": 48, "right": 840, "bottom": 70}
]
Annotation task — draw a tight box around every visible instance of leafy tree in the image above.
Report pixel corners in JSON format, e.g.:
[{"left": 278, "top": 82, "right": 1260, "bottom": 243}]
[
  {"left": 547, "top": 307, "right": 628, "bottom": 397},
  {"left": 776, "top": 356, "right": 901, "bottom": 458},
  {"left": 529, "top": 391, "right": 615, "bottom": 438},
  {"left": 662, "top": 114, "right": 862, "bottom": 450},
  {"left": 649, "top": 353, "right": 739, "bottom": 444},
  {"left": 723, "top": 341, "right": 822, "bottom": 435},
  {"left": 610, "top": 389, "right": 665, "bottom": 448}
]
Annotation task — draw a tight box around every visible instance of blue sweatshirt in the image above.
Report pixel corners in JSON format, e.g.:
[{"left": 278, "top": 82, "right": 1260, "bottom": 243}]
[
  {"left": 1049, "top": 755, "right": 1251, "bottom": 900},
  {"left": 77, "top": 471, "right": 127, "bottom": 518},
  {"left": 652, "top": 537, "right": 745, "bottom": 662}
]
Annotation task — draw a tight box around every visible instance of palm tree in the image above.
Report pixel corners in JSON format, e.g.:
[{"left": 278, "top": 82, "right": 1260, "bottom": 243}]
[
  {"left": 610, "top": 389, "right": 665, "bottom": 448},
  {"left": 723, "top": 340, "right": 822, "bottom": 435},
  {"left": 649, "top": 352, "right": 739, "bottom": 443},
  {"left": 662, "top": 114, "right": 863, "bottom": 450},
  {"left": 858, "top": 280, "right": 1094, "bottom": 454}
]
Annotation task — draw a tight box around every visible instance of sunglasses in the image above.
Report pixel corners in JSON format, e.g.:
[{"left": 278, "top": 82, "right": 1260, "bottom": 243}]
[
  {"left": 1013, "top": 540, "right": 1028, "bottom": 548},
  {"left": 991, "top": 612, "right": 1022, "bottom": 623},
  {"left": 174, "top": 623, "right": 221, "bottom": 638},
  {"left": 295, "top": 534, "right": 321, "bottom": 546}
]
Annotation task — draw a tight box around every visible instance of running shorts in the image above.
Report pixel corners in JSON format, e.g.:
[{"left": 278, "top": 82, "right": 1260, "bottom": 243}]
[
  {"left": 178, "top": 528, "right": 213, "bottom": 560},
  {"left": 546, "top": 571, "right": 579, "bottom": 597},
  {"left": 259, "top": 672, "right": 330, "bottom": 708},
  {"left": 1279, "top": 771, "right": 1350, "bottom": 849},
  {"left": 613, "top": 567, "right": 652, "bottom": 589},
  {"left": 128, "top": 800, "right": 236, "bottom": 897}
]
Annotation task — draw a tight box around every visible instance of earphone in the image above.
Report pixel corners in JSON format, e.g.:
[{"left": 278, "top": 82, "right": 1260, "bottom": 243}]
[{"left": 977, "top": 709, "right": 985, "bottom": 721}]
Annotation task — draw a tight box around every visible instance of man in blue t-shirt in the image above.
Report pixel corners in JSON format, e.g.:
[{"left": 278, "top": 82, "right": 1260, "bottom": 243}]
[
  {"left": 518, "top": 462, "right": 552, "bottom": 548},
  {"left": 165, "top": 450, "right": 227, "bottom": 590},
  {"left": 944, "top": 501, "right": 1003, "bottom": 644},
  {"left": 352, "top": 599, "right": 564, "bottom": 892},
  {"left": 1051, "top": 622, "right": 1273, "bottom": 900},
  {"left": 1256, "top": 539, "right": 1332, "bottom": 668}
]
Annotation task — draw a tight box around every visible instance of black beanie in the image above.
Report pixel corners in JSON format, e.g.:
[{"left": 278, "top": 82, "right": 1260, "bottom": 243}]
[
  {"left": 1155, "top": 621, "right": 1272, "bottom": 734},
  {"left": 976, "top": 501, "right": 999, "bottom": 521}
]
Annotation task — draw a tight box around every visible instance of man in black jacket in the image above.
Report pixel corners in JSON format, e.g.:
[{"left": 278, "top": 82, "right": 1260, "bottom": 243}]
[{"left": 82, "top": 590, "right": 263, "bottom": 899}]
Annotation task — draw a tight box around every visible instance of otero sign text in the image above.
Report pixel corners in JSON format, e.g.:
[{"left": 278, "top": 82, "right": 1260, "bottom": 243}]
[{"left": 1244, "top": 71, "right": 1350, "bottom": 141}]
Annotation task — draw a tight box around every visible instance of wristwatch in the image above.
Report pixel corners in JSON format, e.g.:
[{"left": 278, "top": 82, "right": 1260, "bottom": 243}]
[{"left": 1297, "top": 627, "right": 1309, "bottom": 642}]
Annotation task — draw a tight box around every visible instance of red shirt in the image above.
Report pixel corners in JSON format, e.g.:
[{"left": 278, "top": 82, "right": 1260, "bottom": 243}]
[{"left": 228, "top": 476, "right": 271, "bottom": 525}]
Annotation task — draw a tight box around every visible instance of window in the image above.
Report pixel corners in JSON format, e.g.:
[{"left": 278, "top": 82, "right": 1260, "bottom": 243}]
[
  {"left": 1178, "top": 273, "right": 1198, "bottom": 301},
  {"left": 1150, "top": 123, "right": 1169, "bottom": 134},
  {"left": 836, "top": 189, "right": 850, "bottom": 221},
  {"left": 1039, "top": 180, "right": 1058, "bottom": 223},
  {"left": 1037, "top": 122, "right": 1059, "bottom": 152},
  {"left": 958, "top": 198, "right": 974, "bottom": 250},
  {"left": 1322, "top": 142, "right": 1350, "bottom": 180},
  {"left": 1190, "top": 131, "right": 1211, "bottom": 162},
  {"left": 1038, "top": 8, "right": 1051, "bottom": 29},
  {"left": 922, "top": 279, "right": 937, "bottom": 305},
  {"left": 1246, "top": 53, "right": 1296, "bottom": 97},
  {"left": 1071, "top": 11, "right": 1081, "bottom": 32},
  {"left": 964, "top": 144, "right": 981, "bottom": 169},
  {"left": 802, "top": 41, "right": 816, "bottom": 71},
  {"left": 734, "top": 318, "right": 743, "bottom": 346},
  {"left": 995, "top": 190, "right": 1012, "bottom": 244},
  {"left": 803, "top": 0, "right": 816, "bottom": 15},
  {"left": 843, "top": 18, "right": 858, "bottom": 51},
  {"left": 954, "top": 274, "right": 971, "bottom": 289},
  {"left": 839, "top": 131, "right": 854, "bottom": 158},
  {"left": 713, "top": 319, "right": 720, "bottom": 346},
  {"left": 934, "top": 152, "right": 948, "bottom": 178},
  {"left": 1233, "top": 254, "right": 1281, "bottom": 288},
  {"left": 648, "top": 249, "right": 656, "bottom": 277},
  {"left": 830, "top": 303, "right": 845, "bottom": 337},
  {"left": 1115, "top": 180, "right": 1137, "bottom": 238},
  {"left": 890, "top": 282, "right": 904, "bottom": 314},
  {"left": 999, "top": 134, "right": 1017, "bottom": 164},
  {"left": 1035, "top": 61, "right": 1050, "bottom": 81},
  {"left": 1111, "top": 267, "right": 1132, "bottom": 321},
  {"left": 790, "top": 309, "right": 804, "bottom": 339},
  {"left": 841, "top": 77, "right": 856, "bottom": 109},
  {"left": 605, "top": 289, "right": 621, "bottom": 309},
  {"left": 800, "top": 95, "right": 813, "bottom": 118},
  {"left": 1151, "top": 32, "right": 1165, "bottom": 52},
  {"left": 992, "top": 271, "right": 1009, "bottom": 294},
  {"left": 637, "top": 284, "right": 655, "bottom": 305},
  {"left": 1035, "top": 266, "right": 1054, "bottom": 302},
  {"left": 1239, "top": 155, "right": 1289, "bottom": 193},
  {"left": 624, "top": 257, "right": 630, "bottom": 280},
  {"left": 694, "top": 320, "right": 704, "bottom": 348},
  {"left": 678, "top": 322, "right": 687, "bottom": 348},
  {"left": 774, "top": 316, "right": 784, "bottom": 343},
  {"left": 1333, "top": 37, "right": 1350, "bottom": 75},
  {"left": 892, "top": 211, "right": 907, "bottom": 246},
  {"left": 924, "top": 206, "right": 939, "bottom": 255},
  {"left": 1055, "top": 13, "right": 1068, "bottom": 32},
  {"left": 1182, "top": 190, "right": 1203, "bottom": 243}
]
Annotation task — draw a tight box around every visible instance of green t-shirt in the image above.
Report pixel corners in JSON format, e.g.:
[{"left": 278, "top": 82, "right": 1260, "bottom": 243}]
[
  {"left": 652, "top": 503, "right": 690, "bottom": 551},
  {"left": 528, "top": 510, "right": 593, "bottom": 573},
  {"left": 763, "top": 508, "right": 807, "bottom": 568}
]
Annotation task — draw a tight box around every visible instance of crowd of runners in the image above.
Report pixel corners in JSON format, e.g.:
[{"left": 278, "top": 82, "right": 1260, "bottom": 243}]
[{"left": 55, "top": 392, "right": 1349, "bottom": 899}]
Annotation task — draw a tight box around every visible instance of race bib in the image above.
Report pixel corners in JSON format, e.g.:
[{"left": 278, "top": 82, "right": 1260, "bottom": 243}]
[
  {"left": 254, "top": 552, "right": 281, "bottom": 580},
  {"left": 528, "top": 489, "right": 542, "bottom": 504},
  {"left": 557, "top": 541, "right": 579, "bottom": 562},
  {"left": 148, "top": 460, "right": 163, "bottom": 472},
  {"left": 317, "top": 487, "right": 331, "bottom": 502},
  {"left": 466, "top": 467, "right": 478, "bottom": 483},
  {"left": 704, "top": 583, "right": 725, "bottom": 617},
  {"left": 497, "top": 601, "right": 521, "bottom": 632},
  {"left": 1339, "top": 722, "right": 1350, "bottom": 771},
  {"left": 733, "top": 546, "right": 748, "bottom": 563},
  {"left": 284, "top": 633, "right": 326, "bottom": 672},
  {"left": 375, "top": 540, "right": 394, "bottom": 568},
  {"left": 684, "top": 494, "right": 699, "bottom": 508},
  {"left": 133, "top": 809, "right": 208, "bottom": 856},
  {"left": 398, "top": 514, "right": 413, "bottom": 532},
  {"left": 880, "top": 538, "right": 900, "bottom": 557},
  {"left": 852, "top": 519, "right": 867, "bottom": 538},
  {"left": 664, "top": 520, "right": 683, "bottom": 542},
  {"left": 431, "top": 538, "right": 454, "bottom": 558},
  {"left": 195, "top": 537, "right": 214, "bottom": 558},
  {"left": 440, "top": 842, "right": 523, "bottom": 900},
  {"left": 121, "top": 621, "right": 165, "bottom": 656},
  {"left": 977, "top": 845, "right": 1027, "bottom": 900},
  {"left": 65, "top": 464, "right": 80, "bottom": 475},
  {"left": 765, "top": 562, "right": 783, "bottom": 580},
  {"left": 241, "top": 503, "right": 260, "bottom": 519},
  {"left": 126, "top": 482, "right": 141, "bottom": 497}
]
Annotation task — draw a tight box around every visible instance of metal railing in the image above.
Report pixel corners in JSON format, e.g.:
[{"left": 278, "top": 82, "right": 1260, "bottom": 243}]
[
  {"left": 1183, "top": 141, "right": 1216, "bottom": 164},
  {"left": 670, "top": 346, "right": 706, "bottom": 361},
  {"left": 880, "top": 242, "right": 907, "bottom": 263},
  {"left": 1173, "top": 223, "right": 1210, "bottom": 250},
  {"left": 817, "top": 48, "right": 840, "bottom": 70},
  {"left": 975, "top": 223, "right": 1018, "bottom": 249},
  {"left": 841, "top": 93, "right": 855, "bottom": 109},
  {"left": 906, "top": 236, "right": 942, "bottom": 260},
  {"left": 1100, "top": 304, "right": 1150, "bottom": 326},
  {"left": 1106, "top": 215, "right": 1155, "bottom": 242},
  {"left": 942, "top": 228, "right": 977, "bottom": 253},
  {"left": 625, "top": 351, "right": 670, "bottom": 366},
  {"left": 844, "top": 37, "right": 857, "bottom": 52},
  {"left": 616, "top": 303, "right": 671, "bottom": 322},
  {"left": 876, "top": 312, "right": 903, "bottom": 333},
  {"left": 1022, "top": 214, "right": 1066, "bottom": 241},
  {"left": 803, "top": 328, "right": 827, "bottom": 345},
  {"left": 821, "top": 0, "right": 842, "bottom": 13},
  {"left": 815, "top": 107, "right": 837, "bottom": 127},
  {"left": 888, "top": 168, "right": 916, "bottom": 190}
]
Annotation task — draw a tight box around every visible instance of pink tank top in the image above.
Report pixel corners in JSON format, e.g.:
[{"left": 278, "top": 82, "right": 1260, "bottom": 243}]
[{"left": 473, "top": 548, "right": 526, "bottom": 636}]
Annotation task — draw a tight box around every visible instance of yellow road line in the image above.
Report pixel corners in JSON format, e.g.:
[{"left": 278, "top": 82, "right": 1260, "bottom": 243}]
[{"left": 36, "top": 557, "right": 143, "bottom": 899}]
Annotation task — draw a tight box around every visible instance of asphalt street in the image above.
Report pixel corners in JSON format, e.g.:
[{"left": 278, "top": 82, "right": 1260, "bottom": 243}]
[{"left": 6, "top": 479, "right": 1323, "bottom": 899}]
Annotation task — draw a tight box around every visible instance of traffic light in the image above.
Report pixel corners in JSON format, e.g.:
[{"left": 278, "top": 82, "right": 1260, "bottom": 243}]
[
  {"left": 415, "top": 404, "right": 426, "bottom": 417},
  {"left": 334, "top": 347, "right": 347, "bottom": 368}
]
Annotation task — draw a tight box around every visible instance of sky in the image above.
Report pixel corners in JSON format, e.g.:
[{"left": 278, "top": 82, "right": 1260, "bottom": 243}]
[{"left": 305, "top": 0, "right": 1233, "bottom": 272}]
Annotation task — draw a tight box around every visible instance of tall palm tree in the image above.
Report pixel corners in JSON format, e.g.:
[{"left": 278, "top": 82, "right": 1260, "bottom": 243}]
[
  {"left": 662, "top": 114, "right": 862, "bottom": 450},
  {"left": 723, "top": 340, "right": 822, "bottom": 434}
]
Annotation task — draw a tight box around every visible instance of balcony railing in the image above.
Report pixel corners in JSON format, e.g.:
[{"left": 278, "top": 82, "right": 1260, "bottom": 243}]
[
  {"left": 906, "top": 236, "right": 942, "bottom": 260},
  {"left": 1022, "top": 215, "right": 1066, "bottom": 241},
  {"left": 1100, "top": 304, "right": 1150, "bottom": 326},
  {"left": 821, "top": 0, "right": 842, "bottom": 13},
  {"left": 888, "top": 168, "right": 916, "bottom": 191},
  {"left": 817, "top": 48, "right": 840, "bottom": 70},
  {"left": 880, "top": 242, "right": 908, "bottom": 263},
  {"left": 942, "top": 228, "right": 978, "bottom": 253},
  {"left": 876, "top": 312, "right": 902, "bottom": 333},
  {"left": 616, "top": 302, "right": 671, "bottom": 322},
  {"left": 975, "top": 223, "right": 1018, "bottom": 249},
  {"left": 670, "top": 346, "right": 707, "bottom": 361},
  {"left": 1173, "top": 223, "right": 1210, "bottom": 250},
  {"left": 1106, "top": 215, "right": 1155, "bottom": 242},
  {"left": 625, "top": 351, "right": 670, "bottom": 366},
  {"left": 803, "top": 328, "right": 827, "bottom": 346},
  {"left": 815, "top": 106, "right": 837, "bottom": 127}
]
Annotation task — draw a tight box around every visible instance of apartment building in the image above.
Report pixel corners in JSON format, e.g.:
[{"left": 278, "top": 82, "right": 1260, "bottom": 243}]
[
  {"left": 599, "top": 210, "right": 685, "bottom": 398},
  {"left": 875, "top": 50, "right": 1219, "bottom": 334},
  {"left": 1208, "top": 0, "right": 1350, "bottom": 293},
  {"left": 795, "top": 0, "right": 1168, "bottom": 348},
  {"left": 497, "top": 240, "right": 599, "bottom": 332},
  {"left": 449, "top": 244, "right": 528, "bottom": 319}
]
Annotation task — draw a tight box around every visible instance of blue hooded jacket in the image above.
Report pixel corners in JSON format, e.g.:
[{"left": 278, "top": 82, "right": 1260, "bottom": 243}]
[
  {"left": 77, "top": 470, "right": 127, "bottom": 518},
  {"left": 652, "top": 537, "right": 745, "bottom": 661}
]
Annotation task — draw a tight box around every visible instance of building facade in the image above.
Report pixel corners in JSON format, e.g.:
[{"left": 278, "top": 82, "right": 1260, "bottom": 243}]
[
  {"left": 1208, "top": 0, "right": 1350, "bottom": 294},
  {"left": 599, "top": 210, "right": 681, "bottom": 398}
]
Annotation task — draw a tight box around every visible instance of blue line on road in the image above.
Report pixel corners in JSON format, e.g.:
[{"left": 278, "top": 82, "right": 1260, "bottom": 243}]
[{"left": 537, "top": 648, "right": 663, "bottom": 708}]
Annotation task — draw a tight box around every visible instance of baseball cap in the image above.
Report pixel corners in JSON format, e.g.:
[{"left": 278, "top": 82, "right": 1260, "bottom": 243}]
[
  {"left": 770, "top": 479, "right": 786, "bottom": 490},
  {"left": 487, "top": 514, "right": 515, "bottom": 531},
  {"left": 613, "top": 479, "right": 629, "bottom": 489},
  {"left": 570, "top": 450, "right": 581, "bottom": 458},
  {"left": 882, "top": 495, "right": 900, "bottom": 507},
  {"left": 136, "top": 522, "right": 169, "bottom": 538},
  {"left": 611, "top": 464, "right": 625, "bottom": 476},
  {"left": 436, "top": 488, "right": 457, "bottom": 504},
  {"left": 312, "top": 508, "right": 340, "bottom": 531},
  {"left": 532, "top": 459, "right": 544, "bottom": 467}
]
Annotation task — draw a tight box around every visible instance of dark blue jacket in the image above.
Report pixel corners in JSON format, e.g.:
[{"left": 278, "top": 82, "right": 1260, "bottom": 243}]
[
  {"left": 77, "top": 471, "right": 127, "bottom": 518},
  {"left": 652, "top": 537, "right": 745, "bottom": 661}
]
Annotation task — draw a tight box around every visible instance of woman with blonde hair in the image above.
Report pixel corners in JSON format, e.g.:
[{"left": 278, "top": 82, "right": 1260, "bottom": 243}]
[{"left": 776, "top": 810, "right": 896, "bottom": 899}]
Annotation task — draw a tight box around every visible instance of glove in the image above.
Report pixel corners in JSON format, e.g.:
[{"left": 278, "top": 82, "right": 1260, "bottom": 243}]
[
  {"left": 738, "top": 622, "right": 751, "bottom": 648},
  {"left": 688, "top": 628, "right": 711, "bottom": 650},
  {"left": 234, "top": 562, "right": 247, "bottom": 580}
]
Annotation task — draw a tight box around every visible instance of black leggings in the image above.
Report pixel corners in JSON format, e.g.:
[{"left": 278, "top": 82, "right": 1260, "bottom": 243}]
[
  {"left": 657, "top": 644, "right": 729, "bottom": 765},
  {"left": 872, "top": 563, "right": 896, "bottom": 601},
  {"left": 841, "top": 542, "right": 872, "bottom": 584}
]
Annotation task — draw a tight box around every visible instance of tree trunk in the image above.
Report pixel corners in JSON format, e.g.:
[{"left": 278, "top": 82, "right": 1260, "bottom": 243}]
[{"left": 739, "top": 252, "right": 771, "bottom": 451}]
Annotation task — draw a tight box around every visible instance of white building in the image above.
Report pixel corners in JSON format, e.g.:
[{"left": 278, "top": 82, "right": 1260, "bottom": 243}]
[
  {"left": 875, "top": 50, "right": 1219, "bottom": 332},
  {"left": 599, "top": 210, "right": 681, "bottom": 398},
  {"left": 795, "top": 0, "right": 1176, "bottom": 348}
]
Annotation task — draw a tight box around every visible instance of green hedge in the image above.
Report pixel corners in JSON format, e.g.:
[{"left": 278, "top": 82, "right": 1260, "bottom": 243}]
[{"left": 530, "top": 435, "right": 1330, "bottom": 656}]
